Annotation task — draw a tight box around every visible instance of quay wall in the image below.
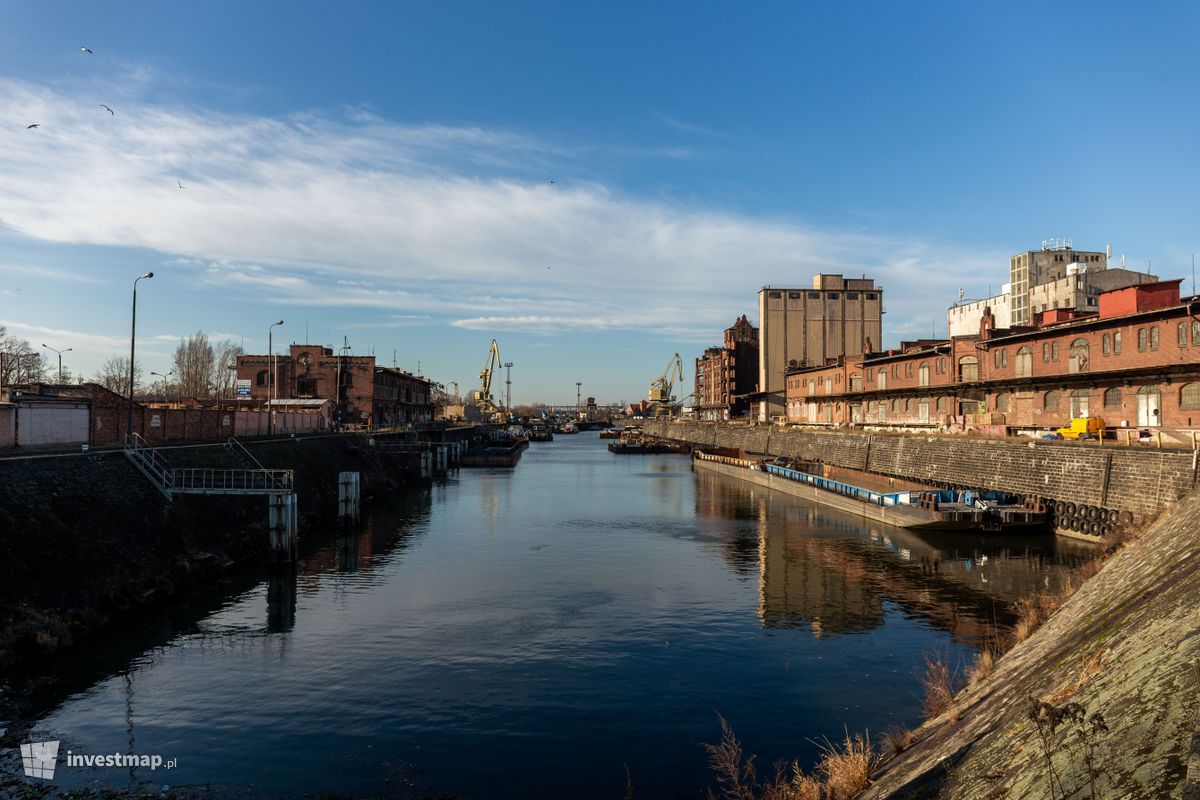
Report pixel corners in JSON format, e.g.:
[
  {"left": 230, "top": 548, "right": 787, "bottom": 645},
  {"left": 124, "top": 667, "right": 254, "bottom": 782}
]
[
  {"left": 0, "top": 434, "right": 426, "bottom": 670},
  {"left": 640, "top": 421, "right": 1197, "bottom": 520}
]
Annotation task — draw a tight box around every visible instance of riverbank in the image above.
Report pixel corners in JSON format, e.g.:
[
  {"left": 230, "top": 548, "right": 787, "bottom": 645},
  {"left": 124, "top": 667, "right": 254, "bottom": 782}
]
[
  {"left": 0, "top": 435, "right": 426, "bottom": 680},
  {"left": 860, "top": 484, "right": 1200, "bottom": 798}
]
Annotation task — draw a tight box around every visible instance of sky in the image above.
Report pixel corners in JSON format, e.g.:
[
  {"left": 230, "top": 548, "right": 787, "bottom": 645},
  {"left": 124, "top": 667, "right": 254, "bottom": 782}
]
[{"left": 1, "top": 1, "right": 1198, "bottom": 405}]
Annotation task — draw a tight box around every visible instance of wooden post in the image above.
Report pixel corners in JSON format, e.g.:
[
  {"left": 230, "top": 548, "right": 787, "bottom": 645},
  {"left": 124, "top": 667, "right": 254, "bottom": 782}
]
[
  {"left": 269, "top": 493, "right": 298, "bottom": 562},
  {"left": 1192, "top": 430, "right": 1197, "bottom": 451},
  {"left": 1156, "top": 430, "right": 1162, "bottom": 449},
  {"left": 338, "top": 471, "right": 361, "bottom": 524}
]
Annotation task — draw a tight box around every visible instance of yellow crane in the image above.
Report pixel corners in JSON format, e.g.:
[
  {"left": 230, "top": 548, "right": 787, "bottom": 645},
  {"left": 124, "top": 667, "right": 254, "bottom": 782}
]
[
  {"left": 476, "top": 339, "right": 502, "bottom": 416},
  {"left": 648, "top": 353, "right": 684, "bottom": 417}
]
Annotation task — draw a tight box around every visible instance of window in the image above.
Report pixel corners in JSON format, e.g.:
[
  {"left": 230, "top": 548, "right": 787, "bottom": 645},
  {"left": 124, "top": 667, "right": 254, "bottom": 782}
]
[
  {"left": 1181, "top": 383, "right": 1200, "bottom": 410},
  {"left": 919, "top": 362, "right": 930, "bottom": 386},
  {"left": 256, "top": 370, "right": 268, "bottom": 386},
  {"left": 1052, "top": 342, "right": 1060, "bottom": 361},
  {"left": 1044, "top": 390, "right": 1061, "bottom": 412},
  {"left": 904, "top": 398, "right": 913, "bottom": 413},
  {"left": 1002, "top": 349, "right": 1008, "bottom": 367},
  {"left": 891, "top": 399, "right": 899, "bottom": 413},
  {"left": 994, "top": 349, "right": 1002, "bottom": 369},
  {"left": 1193, "top": 321, "right": 1200, "bottom": 346},
  {"left": 1015, "top": 346, "right": 1033, "bottom": 378},
  {"left": 1068, "top": 339, "right": 1089, "bottom": 374},
  {"left": 846, "top": 292, "right": 859, "bottom": 300},
  {"left": 807, "top": 292, "right": 820, "bottom": 300},
  {"left": 1114, "top": 330, "right": 1122, "bottom": 354},
  {"left": 906, "top": 363, "right": 913, "bottom": 378},
  {"left": 828, "top": 292, "right": 840, "bottom": 300},
  {"left": 1104, "top": 387, "right": 1122, "bottom": 409},
  {"left": 1102, "top": 334, "right": 1110, "bottom": 356},
  {"left": 866, "top": 293, "right": 877, "bottom": 300},
  {"left": 768, "top": 291, "right": 781, "bottom": 299},
  {"left": 958, "top": 356, "right": 979, "bottom": 382},
  {"left": 1138, "top": 328, "right": 1147, "bottom": 352},
  {"left": 936, "top": 396, "right": 948, "bottom": 413},
  {"left": 995, "top": 393, "right": 1009, "bottom": 413},
  {"left": 877, "top": 371, "right": 886, "bottom": 390},
  {"left": 1180, "top": 323, "right": 1188, "bottom": 348},
  {"left": 1042, "top": 342, "right": 1051, "bottom": 362},
  {"left": 1070, "top": 389, "right": 1090, "bottom": 418},
  {"left": 1150, "top": 326, "right": 1160, "bottom": 351}
]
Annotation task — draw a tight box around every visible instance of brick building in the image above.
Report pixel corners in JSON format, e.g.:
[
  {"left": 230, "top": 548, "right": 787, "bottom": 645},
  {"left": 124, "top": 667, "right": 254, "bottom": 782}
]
[
  {"left": 786, "top": 280, "right": 1200, "bottom": 432},
  {"left": 694, "top": 315, "right": 758, "bottom": 421},
  {"left": 235, "top": 345, "right": 431, "bottom": 426},
  {"left": 758, "top": 274, "right": 883, "bottom": 420}
]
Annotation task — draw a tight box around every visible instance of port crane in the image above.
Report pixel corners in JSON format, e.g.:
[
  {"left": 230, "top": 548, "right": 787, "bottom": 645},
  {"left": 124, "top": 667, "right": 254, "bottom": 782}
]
[
  {"left": 648, "top": 353, "right": 684, "bottom": 417},
  {"left": 475, "top": 339, "right": 503, "bottom": 418}
]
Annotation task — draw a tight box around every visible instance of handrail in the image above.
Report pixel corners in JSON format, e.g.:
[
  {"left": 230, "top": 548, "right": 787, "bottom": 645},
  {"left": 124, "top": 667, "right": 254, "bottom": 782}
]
[
  {"left": 226, "top": 437, "right": 266, "bottom": 470},
  {"left": 170, "top": 467, "right": 294, "bottom": 494}
]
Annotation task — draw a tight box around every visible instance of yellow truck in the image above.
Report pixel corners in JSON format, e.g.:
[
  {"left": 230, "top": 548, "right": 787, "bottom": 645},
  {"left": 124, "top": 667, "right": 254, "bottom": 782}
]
[{"left": 1056, "top": 416, "right": 1106, "bottom": 440}]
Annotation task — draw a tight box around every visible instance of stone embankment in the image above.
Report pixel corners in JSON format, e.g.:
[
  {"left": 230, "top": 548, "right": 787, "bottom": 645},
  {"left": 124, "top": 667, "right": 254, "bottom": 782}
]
[
  {"left": 641, "top": 421, "right": 1197, "bottom": 524},
  {"left": 862, "top": 485, "right": 1200, "bottom": 799},
  {"left": 0, "top": 434, "right": 426, "bottom": 672}
]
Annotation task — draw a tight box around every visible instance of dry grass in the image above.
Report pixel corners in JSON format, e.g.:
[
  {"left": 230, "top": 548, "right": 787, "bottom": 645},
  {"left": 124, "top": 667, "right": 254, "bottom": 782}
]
[
  {"left": 920, "top": 652, "right": 957, "bottom": 719},
  {"left": 881, "top": 724, "right": 916, "bottom": 759},
  {"left": 703, "top": 716, "right": 876, "bottom": 800},
  {"left": 965, "top": 648, "right": 995, "bottom": 688},
  {"left": 1011, "top": 579, "right": 1079, "bottom": 646},
  {"left": 1045, "top": 648, "right": 1109, "bottom": 705}
]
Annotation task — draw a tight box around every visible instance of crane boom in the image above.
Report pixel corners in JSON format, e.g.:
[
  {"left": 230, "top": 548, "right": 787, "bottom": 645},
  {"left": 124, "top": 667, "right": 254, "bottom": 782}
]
[
  {"left": 648, "top": 353, "right": 684, "bottom": 416},
  {"left": 478, "top": 339, "right": 502, "bottom": 413}
]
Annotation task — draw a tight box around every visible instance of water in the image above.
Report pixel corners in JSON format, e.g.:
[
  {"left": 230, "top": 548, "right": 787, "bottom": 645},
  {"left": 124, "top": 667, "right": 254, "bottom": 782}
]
[{"left": 9, "top": 434, "right": 1092, "bottom": 798}]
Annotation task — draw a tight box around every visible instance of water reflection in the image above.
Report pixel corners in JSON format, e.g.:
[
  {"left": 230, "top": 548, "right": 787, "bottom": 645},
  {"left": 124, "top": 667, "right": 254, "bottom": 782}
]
[{"left": 694, "top": 470, "right": 1093, "bottom": 646}]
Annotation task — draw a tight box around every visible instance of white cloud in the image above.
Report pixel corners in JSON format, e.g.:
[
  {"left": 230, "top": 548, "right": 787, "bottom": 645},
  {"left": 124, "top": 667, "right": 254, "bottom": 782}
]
[{"left": 0, "top": 77, "right": 1004, "bottom": 344}]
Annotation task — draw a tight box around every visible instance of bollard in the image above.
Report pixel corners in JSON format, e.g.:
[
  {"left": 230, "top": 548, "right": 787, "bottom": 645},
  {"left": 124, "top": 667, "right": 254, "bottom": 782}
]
[
  {"left": 421, "top": 451, "right": 431, "bottom": 479},
  {"left": 338, "top": 471, "right": 361, "bottom": 524},
  {"left": 268, "top": 494, "right": 298, "bottom": 562}
]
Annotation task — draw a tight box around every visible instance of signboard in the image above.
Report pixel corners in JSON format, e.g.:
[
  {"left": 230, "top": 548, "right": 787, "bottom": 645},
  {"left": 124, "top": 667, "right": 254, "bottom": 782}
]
[{"left": 236, "top": 379, "right": 252, "bottom": 398}]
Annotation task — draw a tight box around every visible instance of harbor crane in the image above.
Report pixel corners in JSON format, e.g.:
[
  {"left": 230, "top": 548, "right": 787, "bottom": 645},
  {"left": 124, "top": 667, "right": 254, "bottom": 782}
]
[
  {"left": 475, "top": 339, "right": 503, "bottom": 419},
  {"left": 648, "top": 353, "right": 684, "bottom": 417}
]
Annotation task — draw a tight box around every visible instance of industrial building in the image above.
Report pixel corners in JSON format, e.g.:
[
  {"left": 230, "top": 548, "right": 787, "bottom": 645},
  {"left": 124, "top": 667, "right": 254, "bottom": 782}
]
[
  {"left": 694, "top": 315, "right": 758, "bottom": 421},
  {"left": 756, "top": 275, "right": 883, "bottom": 421},
  {"left": 786, "top": 279, "right": 1200, "bottom": 434}
]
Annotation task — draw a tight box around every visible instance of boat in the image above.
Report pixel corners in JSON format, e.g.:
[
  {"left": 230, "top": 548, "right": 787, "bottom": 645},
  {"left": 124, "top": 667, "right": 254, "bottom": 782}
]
[
  {"left": 560, "top": 422, "right": 578, "bottom": 434},
  {"left": 608, "top": 441, "right": 691, "bottom": 454},
  {"left": 598, "top": 428, "right": 622, "bottom": 439},
  {"left": 528, "top": 421, "right": 554, "bottom": 442},
  {"left": 693, "top": 451, "right": 1047, "bottom": 532}
]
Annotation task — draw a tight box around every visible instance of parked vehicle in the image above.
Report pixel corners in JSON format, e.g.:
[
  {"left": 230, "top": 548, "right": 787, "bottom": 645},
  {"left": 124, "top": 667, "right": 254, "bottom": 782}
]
[{"left": 1056, "top": 416, "right": 1106, "bottom": 440}]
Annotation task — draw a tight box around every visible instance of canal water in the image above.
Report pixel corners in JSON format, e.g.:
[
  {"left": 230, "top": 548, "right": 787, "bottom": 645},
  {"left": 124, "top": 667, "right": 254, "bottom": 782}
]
[{"left": 10, "top": 434, "right": 1092, "bottom": 798}]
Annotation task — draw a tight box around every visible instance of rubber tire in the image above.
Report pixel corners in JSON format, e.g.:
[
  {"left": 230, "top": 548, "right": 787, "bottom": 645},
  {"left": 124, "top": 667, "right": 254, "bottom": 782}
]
[
  {"left": 1054, "top": 500, "right": 1067, "bottom": 516},
  {"left": 1065, "top": 502, "right": 1077, "bottom": 517},
  {"left": 1086, "top": 506, "right": 1098, "bottom": 521},
  {"left": 1119, "top": 510, "right": 1134, "bottom": 527}
]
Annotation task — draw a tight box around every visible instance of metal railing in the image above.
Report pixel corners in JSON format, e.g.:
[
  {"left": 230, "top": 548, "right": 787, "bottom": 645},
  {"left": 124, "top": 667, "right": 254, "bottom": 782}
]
[
  {"left": 124, "top": 433, "right": 174, "bottom": 498},
  {"left": 171, "top": 467, "right": 294, "bottom": 495}
]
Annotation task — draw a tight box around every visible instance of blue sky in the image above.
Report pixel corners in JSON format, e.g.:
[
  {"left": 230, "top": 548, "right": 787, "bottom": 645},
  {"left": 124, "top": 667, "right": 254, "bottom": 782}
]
[{"left": 1, "top": 1, "right": 1197, "bottom": 404}]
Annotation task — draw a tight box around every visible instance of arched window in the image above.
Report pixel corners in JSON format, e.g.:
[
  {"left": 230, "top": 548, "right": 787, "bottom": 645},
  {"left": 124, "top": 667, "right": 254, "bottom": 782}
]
[
  {"left": 256, "top": 370, "right": 268, "bottom": 386},
  {"left": 993, "top": 349, "right": 1003, "bottom": 369},
  {"left": 1138, "top": 328, "right": 1148, "bottom": 352},
  {"left": 918, "top": 362, "right": 930, "bottom": 386},
  {"left": 1015, "top": 346, "right": 1033, "bottom": 378},
  {"left": 995, "top": 392, "right": 1010, "bottom": 412},
  {"left": 1181, "top": 383, "right": 1200, "bottom": 410},
  {"left": 1150, "top": 326, "right": 1160, "bottom": 351},
  {"left": 1193, "top": 320, "right": 1200, "bottom": 346},
  {"left": 1102, "top": 334, "right": 1111, "bottom": 356},
  {"left": 904, "top": 398, "right": 913, "bottom": 413},
  {"left": 877, "top": 370, "right": 887, "bottom": 390},
  {"left": 1103, "top": 387, "right": 1122, "bottom": 409},
  {"left": 1179, "top": 323, "right": 1188, "bottom": 348},
  {"left": 958, "top": 355, "right": 979, "bottom": 382},
  {"left": 891, "top": 399, "right": 899, "bottom": 413},
  {"left": 893, "top": 364, "right": 900, "bottom": 379},
  {"left": 936, "top": 396, "right": 948, "bottom": 413},
  {"left": 1068, "top": 338, "right": 1090, "bottom": 374},
  {"left": 1113, "top": 330, "right": 1122, "bottom": 354},
  {"left": 1044, "top": 390, "right": 1061, "bottom": 412}
]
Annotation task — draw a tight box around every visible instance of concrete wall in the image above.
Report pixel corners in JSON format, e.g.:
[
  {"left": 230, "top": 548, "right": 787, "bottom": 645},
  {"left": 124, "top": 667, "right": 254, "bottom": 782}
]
[
  {"left": 0, "top": 406, "right": 13, "bottom": 447},
  {"left": 17, "top": 405, "right": 89, "bottom": 447},
  {"left": 642, "top": 421, "right": 1197, "bottom": 519}
]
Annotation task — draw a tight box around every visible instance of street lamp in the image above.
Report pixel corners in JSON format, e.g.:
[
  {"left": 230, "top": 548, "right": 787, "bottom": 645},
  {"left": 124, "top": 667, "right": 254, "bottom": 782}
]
[
  {"left": 127, "top": 272, "right": 153, "bottom": 442},
  {"left": 41, "top": 344, "right": 72, "bottom": 383},
  {"left": 150, "top": 370, "right": 174, "bottom": 402},
  {"left": 268, "top": 320, "right": 284, "bottom": 435},
  {"left": 503, "top": 362, "right": 514, "bottom": 414}
]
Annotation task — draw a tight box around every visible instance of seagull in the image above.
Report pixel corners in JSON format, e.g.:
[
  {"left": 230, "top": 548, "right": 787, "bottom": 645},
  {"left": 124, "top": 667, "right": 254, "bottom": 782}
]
[
  {"left": 549, "top": 180, "right": 556, "bottom": 184},
  {"left": 177, "top": 180, "right": 185, "bottom": 189},
  {"left": 80, "top": 46, "right": 93, "bottom": 54},
  {"left": 26, "top": 123, "right": 39, "bottom": 129},
  {"left": 99, "top": 104, "right": 114, "bottom": 115}
]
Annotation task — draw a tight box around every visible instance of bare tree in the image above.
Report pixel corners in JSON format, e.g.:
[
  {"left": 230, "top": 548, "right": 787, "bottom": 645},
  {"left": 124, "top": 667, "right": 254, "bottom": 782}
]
[
  {"left": 94, "top": 355, "right": 144, "bottom": 397},
  {"left": 213, "top": 339, "right": 243, "bottom": 400},
  {"left": 0, "top": 326, "right": 48, "bottom": 386},
  {"left": 173, "top": 330, "right": 215, "bottom": 400}
]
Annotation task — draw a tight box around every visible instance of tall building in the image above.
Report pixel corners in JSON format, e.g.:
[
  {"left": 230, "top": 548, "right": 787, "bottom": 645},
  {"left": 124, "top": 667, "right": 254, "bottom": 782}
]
[
  {"left": 756, "top": 275, "right": 883, "bottom": 420},
  {"left": 694, "top": 314, "right": 758, "bottom": 421},
  {"left": 949, "top": 240, "right": 1157, "bottom": 336}
]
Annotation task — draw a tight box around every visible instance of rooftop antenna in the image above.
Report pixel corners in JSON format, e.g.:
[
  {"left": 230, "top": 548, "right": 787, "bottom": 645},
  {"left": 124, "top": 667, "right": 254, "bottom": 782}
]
[{"left": 393, "top": 349, "right": 397, "bottom": 368}]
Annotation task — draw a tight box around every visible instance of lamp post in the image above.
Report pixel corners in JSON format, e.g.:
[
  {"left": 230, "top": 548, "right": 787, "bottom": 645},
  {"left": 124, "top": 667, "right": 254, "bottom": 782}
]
[
  {"left": 503, "top": 362, "right": 514, "bottom": 415},
  {"left": 150, "top": 370, "right": 174, "bottom": 402},
  {"left": 127, "top": 272, "right": 153, "bottom": 442},
  {"left": 268, "top": 320, "right": 284, "bottom": 435},
  {"left": 41, "top": 344, "right": 72, "bottom": 383}
]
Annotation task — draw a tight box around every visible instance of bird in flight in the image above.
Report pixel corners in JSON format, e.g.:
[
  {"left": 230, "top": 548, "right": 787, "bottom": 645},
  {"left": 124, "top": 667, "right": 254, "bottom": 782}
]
[
  {"left": 80, "top": 46, "right": 93, "bottom": 54},
  {"left": 26, "top": 123, "right": 39, "bottom": 129},
  {"left": 178, "top": 180, "right": 185, "bottom": 189},
  {"left": 99, "top": 104, "right": 114, "bottom": 115}
]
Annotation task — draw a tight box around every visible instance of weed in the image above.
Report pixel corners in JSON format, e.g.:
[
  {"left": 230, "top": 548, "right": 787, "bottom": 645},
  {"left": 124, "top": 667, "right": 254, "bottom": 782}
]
[
  {"left": 881, "top": 724, "right": 916, "bottom": 758},
  {"left": 965, "top": 648, "right": 995, "bottom": 687},
  {"left": 1027, "top": 697, "right": 1110, "bottom": 800},
  {"left": 920, "top": 651, "right": 957, "bottom": 719}
]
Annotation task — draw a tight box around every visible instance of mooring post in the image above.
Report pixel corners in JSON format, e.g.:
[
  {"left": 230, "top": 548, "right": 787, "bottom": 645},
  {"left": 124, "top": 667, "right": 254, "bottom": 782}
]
[
  {"left": 421, "top": 451, "right": 431, "bottom": 479},
  {"left": 338, "top": 471, "right": 361, "bottom": 525},
  {"left": 268, "top": 493, "right": 298, "bottom": 562}
]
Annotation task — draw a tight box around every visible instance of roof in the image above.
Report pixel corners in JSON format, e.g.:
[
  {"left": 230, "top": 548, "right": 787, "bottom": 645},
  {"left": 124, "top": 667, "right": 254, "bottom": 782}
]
[{"left": 266, "top": 398, "right": 332, "bottom": 407}]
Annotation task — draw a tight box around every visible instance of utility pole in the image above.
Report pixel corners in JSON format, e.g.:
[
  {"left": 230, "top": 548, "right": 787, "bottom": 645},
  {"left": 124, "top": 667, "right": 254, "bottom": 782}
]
[
  {"left": 268, "top": 320, "right": 284, "bottom": 435},
  {"left": 128, "top": 272, "right": 154, "bottom": 443},
  {"left": 576, "top": 382, "right": 582, "bottom": 409},
  {"left": 41, "top": 344, "right": 72, "bottom": 383},
  {"left": 503, "top": 362, "right": 514, "bottom": 414}
]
